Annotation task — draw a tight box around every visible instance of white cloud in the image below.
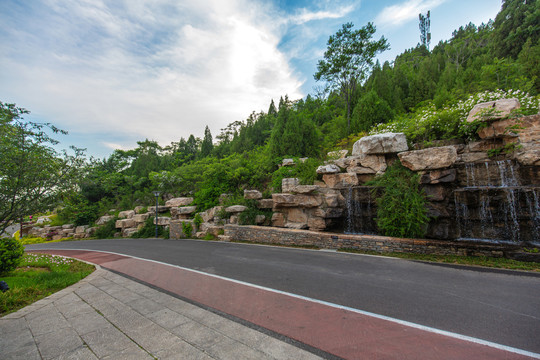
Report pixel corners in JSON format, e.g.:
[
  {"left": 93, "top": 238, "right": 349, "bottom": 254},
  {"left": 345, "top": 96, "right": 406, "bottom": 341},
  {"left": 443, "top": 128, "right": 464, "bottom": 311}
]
[
  {"left": 375, "top": 0, "right": 446, "bottom": 28},
  {"left": 291, "top": 5, "right": 355, "bottom": 24},
  {"left": 0, "top": 0, "right": 304, "bottom": 156}
]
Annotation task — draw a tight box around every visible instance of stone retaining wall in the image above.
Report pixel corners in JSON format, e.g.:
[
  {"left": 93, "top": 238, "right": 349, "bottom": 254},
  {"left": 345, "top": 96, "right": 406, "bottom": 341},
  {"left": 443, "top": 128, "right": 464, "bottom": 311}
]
[{"left": 224, "top": 224, "right": 525, "bottom": 258}]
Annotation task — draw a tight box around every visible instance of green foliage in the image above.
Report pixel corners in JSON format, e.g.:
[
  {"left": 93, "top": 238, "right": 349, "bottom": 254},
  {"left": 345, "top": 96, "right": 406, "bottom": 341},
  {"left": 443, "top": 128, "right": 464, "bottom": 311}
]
[
  {"left": 314, "top": 22, "right": 390, "bottom": 128},
  {"left": 0, "top": 102, "right": 85, "bottom": 234},
  {"left": 1, "top": 253, "right": 94, "bottom": 315},
  {"left": 58, "top": 198, "right": 99, "bottom": 226},
  {"left": 492, "top": 0, "right": 539, "bottom": 59},
  {"left": 487, "top": 142, "right": 522, "bottom": 158},
  {"left": 0, "top": 237, "right": 25, "bottom": 275},
  {"left": 193, "top": 214, "right": 203, "bottom": 231},
  {"left": 270, "top": 157, "right": 323, "bottom": 192},
  {"left": 351, "top": 90, "right": 395, "bottom": 133},
  {"left": 268, "top": 97, "right": 320, "bottom": 158},
  {"left": 94, "top": 218, "right": 118, "bottom": 239},
  {"left": 237, "top": 199, "right": 271, "bottom": 226},
  {"left": 200, "top": 125, "right": 213, "bottom": 158},
  {"left": 369, "top": 89, "right": 540, "bottom": 145},
  {"left": 131, "top": 216, "right": 164, "bottom": 238},
  {"left": 367, "top": 162, "right": 429, "bottom": 239},
  {"left": 181, "top": 222, "right": 193, "bottom": 238}
]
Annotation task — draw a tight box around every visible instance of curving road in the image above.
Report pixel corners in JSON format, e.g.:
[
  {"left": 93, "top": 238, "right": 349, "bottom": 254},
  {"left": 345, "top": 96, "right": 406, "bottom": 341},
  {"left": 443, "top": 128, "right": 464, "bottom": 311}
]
[{"left": 27, "top": 238, "right": 540, "bottom": 355}]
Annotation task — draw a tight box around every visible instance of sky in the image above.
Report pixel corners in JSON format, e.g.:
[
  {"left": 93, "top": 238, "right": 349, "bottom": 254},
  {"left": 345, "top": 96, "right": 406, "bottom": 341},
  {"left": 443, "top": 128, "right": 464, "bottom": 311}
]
[{"left": 0, "top": 0, "right": 502, "bottom": 159}]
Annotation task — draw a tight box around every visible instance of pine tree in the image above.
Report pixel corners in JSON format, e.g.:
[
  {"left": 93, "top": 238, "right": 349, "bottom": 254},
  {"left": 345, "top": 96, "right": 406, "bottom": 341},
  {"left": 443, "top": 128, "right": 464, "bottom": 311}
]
[{"left": 200, "top": 125, "right": 213, "bottom": 158}]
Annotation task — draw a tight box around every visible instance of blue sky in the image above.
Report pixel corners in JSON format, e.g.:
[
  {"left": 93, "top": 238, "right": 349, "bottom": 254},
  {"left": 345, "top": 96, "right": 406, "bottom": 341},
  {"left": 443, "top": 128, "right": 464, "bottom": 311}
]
[{"left": 0, "top": 0, "right": 501, "bottom": 159}]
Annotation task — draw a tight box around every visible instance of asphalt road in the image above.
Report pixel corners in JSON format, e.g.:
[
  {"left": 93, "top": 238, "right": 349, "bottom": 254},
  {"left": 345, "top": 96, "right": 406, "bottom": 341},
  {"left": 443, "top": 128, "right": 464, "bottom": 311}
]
[{"left": 27, "top": 238, "right": 540, "bottom": 354}]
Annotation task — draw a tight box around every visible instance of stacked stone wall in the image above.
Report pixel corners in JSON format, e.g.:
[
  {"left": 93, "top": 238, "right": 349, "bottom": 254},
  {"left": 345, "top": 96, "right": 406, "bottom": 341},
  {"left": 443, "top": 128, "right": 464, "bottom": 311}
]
[{"left": 224, "top": 225, "right": 523, "bottom": 258}]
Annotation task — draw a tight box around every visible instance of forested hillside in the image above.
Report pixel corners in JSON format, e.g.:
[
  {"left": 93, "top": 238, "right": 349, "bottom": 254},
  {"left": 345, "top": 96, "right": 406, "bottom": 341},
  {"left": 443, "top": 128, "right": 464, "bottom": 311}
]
[{"left": 2, "top": 0, "right": 538, "bottom": 228}]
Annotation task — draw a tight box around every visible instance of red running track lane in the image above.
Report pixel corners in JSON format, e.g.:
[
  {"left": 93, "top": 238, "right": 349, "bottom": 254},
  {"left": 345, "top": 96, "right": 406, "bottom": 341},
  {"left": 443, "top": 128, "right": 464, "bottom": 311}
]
[{"left": 31, "top": 249, "right": 538, "bottom": 360}]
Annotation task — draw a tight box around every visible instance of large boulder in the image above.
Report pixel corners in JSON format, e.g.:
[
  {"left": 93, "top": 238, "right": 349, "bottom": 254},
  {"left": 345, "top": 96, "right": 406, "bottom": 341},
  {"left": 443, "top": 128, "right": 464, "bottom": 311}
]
[
  {"left": 169, "top": 220, "right": 197, "bottom": 239},
  {"left": 327, "top": 149, "right": 348, "bottom": 159},
  {"left": 75, "top": 225, "right": 89, "bottom": 234},
  {"left": 282, "top": 158, "right": 295, "bottom": 166},
  {"left": 116, "top": 219, "right": 136, "bottom": 229},
  {"left": 165, "top": 197, "right": 194, "bottom": 207},
  {"left": 244, "top": 190, "right": 263, "bottom": 200},
  {"left": 398, "top": 146, "right": 458, "bottom": 171},
  {"left": 153, "top": 217, "right": 170, "bottom": 226},
  {"left": 356, "top": 154, "right": 387, "bottom": 174},
  {"left": 148, "top": 205, "right": 169, "bottom": 213},
  {"left": 352, "top": 133, "right": 408, "bottom": 155},
  {"left": 96, "top": 215, "right": 115, "bottom": 225},
  {"left": 257, "top": 199, "right": 274, "bottom": 209},
  {"left": 307, "top": 216, "right": 326, "bottom": 231},
  {"left": 282, "top": 178, "right": 299, "bottom": 193},
  {"left": 118, "top": 210, "right": 135, "bottom": 219},
  {"left": 419, "top": 169, "right": 456, "bottom": 184},
  {"left": 316, "top": 164, "right": 341, "bottom": 174},
  {"left": 132, "top": 213, "right": 149, "bottom": 223},
  {"left": 322, "top": 173, "right": 359, "bottom": 189},
  {"left": 225, "top": 205, "right": 248, "bottom": 213},
  {"left": 477, "top": 118, "right": 521, "bottom": 139},
  {"left": 272, "top": 194, "right": 323, "bottom": 208},
  {"left": 285, "top": 208, "right": 307, "bottom": 224},
  {"left": 177, "top": 206, "right": 197, "bottom": 215},
  {"left": 466, "top": 98, "right": 520, "bottom": 123},
  {"left": 292, "top": 185, "right": 319, "bottom": 194}
]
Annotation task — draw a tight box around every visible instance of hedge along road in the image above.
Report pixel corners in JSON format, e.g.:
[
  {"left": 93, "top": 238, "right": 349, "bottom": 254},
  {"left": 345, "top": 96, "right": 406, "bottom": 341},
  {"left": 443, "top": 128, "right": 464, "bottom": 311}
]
[{"left": 27, "top": 238, "right": 540, "bottom": 355}]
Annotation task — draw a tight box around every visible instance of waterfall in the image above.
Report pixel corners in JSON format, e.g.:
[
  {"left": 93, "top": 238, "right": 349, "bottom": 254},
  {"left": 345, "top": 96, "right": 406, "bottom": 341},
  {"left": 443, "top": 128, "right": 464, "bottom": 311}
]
[
  {"left": 343, "top": 187, "right": 375, "bottom": 235},
  {"left": 454, "top": 160, "right": 538, "bottom": 244},
  {"left": 525, "top": 189, "right": 540, "bottom": 244},
  {"left": 345, "top": 187, "right": 354, "bottom": 233},
  {"left": 479, "top": 191, "right": 493, "bottom": 239}
]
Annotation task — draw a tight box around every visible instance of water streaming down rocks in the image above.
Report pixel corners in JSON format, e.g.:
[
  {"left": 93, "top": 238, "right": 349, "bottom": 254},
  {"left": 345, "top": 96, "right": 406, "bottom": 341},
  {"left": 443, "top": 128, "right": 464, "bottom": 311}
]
[
  {"left": 453, "top": 160, "right": 540, "bottom": 244},
  {"left": 342, "top": 187, "right": 376, "bottom": 235}
]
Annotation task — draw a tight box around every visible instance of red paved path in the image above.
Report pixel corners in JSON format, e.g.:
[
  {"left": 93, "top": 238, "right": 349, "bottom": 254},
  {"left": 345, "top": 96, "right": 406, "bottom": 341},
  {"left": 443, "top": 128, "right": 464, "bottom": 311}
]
[{"left": 31, "top": 249, "right": 537, "bottom": 360}]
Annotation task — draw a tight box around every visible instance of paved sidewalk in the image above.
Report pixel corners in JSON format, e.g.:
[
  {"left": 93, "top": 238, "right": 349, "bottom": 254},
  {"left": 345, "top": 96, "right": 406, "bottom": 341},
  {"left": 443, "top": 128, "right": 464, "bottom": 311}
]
[{"left": 0, "top": 268, "right": 322, "bottom": 360}]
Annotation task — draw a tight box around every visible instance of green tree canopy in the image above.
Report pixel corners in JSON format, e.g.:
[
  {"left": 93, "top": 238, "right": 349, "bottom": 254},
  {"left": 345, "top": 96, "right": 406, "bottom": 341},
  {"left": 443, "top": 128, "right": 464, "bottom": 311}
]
[
  {"left": 0, "top": 102, "right": 85, "bottom": 233},
  {"left": 314, "top": 22, "right": 389, "bottom": 131},
  {"left": 200, "top": 125, "right": 213, "bottom": 158}
]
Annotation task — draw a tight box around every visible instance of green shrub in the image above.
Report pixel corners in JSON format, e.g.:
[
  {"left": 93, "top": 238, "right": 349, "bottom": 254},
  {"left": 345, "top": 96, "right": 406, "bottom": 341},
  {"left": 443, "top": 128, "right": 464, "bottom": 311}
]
[
  {"left": 181, "top": 222, "right": 193, "bottom": 238},
  {"left": 0, "top": 238, "right": 24, "bottom": 275},
  {"left": 203, "top": 233, "right": 216, "bottom": 240},
  {"left": 238, "top": 199, "right": 272, "bottom": 226},
  {"left": 270, "top": 157, "right": 322, "bottom": 192},
  {"left": 367, "top": 161, "right": 429, "bottom": 239},
  {"left": 94, "top": 218, "right": 118, "bottom": 239},
  {"left": 368, "top": 89, "right": 540, "bottom": 145},
  {"left": 131, "top": 217, "right": 165, "bottom": 238},
  {"left": 193, "top": 214, "right": 203, "bottom": 231}
]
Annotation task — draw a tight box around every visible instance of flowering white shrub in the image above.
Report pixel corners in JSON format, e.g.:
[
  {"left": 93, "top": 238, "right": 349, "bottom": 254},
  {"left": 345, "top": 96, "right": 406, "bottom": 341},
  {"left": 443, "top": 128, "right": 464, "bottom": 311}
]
[{"left": 369, "top": 90, "right": 540, "bottom": 143}]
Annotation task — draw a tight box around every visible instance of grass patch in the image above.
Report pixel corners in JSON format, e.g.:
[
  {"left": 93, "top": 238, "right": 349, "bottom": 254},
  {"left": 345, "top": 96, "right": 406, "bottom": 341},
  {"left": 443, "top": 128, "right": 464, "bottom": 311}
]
[
  {"left": 338, "top": 248, "right": 540, "bottom": 272},
  {"left": 0, "top": 253, "right": 95, "bottom": 315}
]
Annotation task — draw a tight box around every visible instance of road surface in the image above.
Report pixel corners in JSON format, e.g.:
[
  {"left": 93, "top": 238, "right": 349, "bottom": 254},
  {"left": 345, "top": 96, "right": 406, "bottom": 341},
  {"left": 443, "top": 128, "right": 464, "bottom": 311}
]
[{"left": 27, "top": 238, "right": 540, "bottom": 356}]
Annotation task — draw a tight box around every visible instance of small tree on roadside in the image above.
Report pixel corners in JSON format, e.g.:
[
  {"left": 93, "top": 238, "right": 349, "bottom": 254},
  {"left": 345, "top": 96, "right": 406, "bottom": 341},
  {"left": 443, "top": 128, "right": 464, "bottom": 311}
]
[
  {"left": 314, "top": 22, "right": 390, "bottom": 132},
  {"left": 0, "top": 102, "right": 85, "bottom": 234}
]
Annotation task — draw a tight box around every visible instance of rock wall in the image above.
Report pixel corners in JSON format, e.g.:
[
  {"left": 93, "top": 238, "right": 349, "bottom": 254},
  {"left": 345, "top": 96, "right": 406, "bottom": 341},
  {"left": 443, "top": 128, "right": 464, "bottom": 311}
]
[
  {"left": 223, "top": 224, "right": 530, "bottom": 259},
  {"left": 271, "top": 108, "right": 540, "bottom": 245}
]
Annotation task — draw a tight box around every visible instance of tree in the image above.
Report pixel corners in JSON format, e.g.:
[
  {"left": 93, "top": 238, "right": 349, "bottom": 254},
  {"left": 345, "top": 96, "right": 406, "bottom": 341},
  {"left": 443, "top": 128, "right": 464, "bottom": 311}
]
[
  {"left": 314, "top": 22, "right": 389, "bottom": 131},
  {"left": 492, "top": 0, "right": 539, "bottom": 59},
  {"left": 351, "top": 90, "right": 394, "bottom": 133},
  {"left": 200, "top": 125, "right": 213, "bottom": 158},
  {"left": 0, "top": 102, "right": 85, "bottom": 234},
  {"left": 419, "top": 11, "right": 431, "bottom": 50}
]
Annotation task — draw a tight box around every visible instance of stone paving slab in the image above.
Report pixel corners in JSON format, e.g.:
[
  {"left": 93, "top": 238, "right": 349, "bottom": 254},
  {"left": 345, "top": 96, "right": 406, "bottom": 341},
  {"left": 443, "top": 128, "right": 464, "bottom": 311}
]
[{"left": 1, "top": 268, "right": 322, "bottom": 360}]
